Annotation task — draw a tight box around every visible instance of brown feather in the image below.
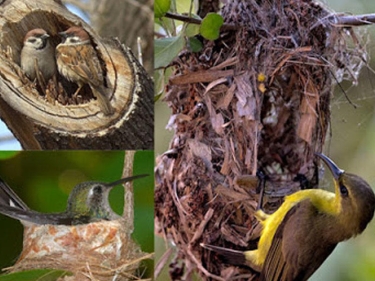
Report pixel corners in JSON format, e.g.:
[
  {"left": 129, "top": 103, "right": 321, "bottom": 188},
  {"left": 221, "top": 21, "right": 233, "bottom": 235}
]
[
  {"left": 56, "top": 44, "right": 103, "bottom": 86},
  {"left": 56, "top": 27, "right": 113, "bottom": 115}
]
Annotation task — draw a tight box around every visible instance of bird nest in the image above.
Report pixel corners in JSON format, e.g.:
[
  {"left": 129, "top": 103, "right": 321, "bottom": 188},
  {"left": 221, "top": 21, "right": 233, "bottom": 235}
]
[
  {"left": 6, "top": 220, "right": 152, "bottom": 281},
  {"left": 155, "top": 0, "right": 367, "bottom": 280}
]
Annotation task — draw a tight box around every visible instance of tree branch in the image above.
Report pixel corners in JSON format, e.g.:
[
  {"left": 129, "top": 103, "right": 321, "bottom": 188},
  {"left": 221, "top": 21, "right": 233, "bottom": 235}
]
[
  {"left": 164, "top": 12, "right": 237, "bottom": 31},
  {"left": 165, "top": 12, "right": 375, "bottom": 31}
]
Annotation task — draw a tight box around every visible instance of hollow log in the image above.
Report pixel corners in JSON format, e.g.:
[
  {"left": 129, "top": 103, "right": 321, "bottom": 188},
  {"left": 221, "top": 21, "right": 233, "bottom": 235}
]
[{"left": 0, "top": 0, "right": 153, "bottom": 149}]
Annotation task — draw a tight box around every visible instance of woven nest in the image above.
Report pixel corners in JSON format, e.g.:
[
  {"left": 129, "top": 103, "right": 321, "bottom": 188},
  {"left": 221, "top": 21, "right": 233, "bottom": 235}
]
[
  {"left": 7, "top": 220, "right": 151, "bottom": 281},
  {"left": 155, "top": 0, "right": 366, "bottom": 280}
]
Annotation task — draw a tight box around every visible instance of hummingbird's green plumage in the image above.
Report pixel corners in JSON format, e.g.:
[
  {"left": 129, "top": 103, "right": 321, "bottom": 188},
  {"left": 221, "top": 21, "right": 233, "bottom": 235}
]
[{"left": 0, "top": 174, "right": 148, "bottom": 225}]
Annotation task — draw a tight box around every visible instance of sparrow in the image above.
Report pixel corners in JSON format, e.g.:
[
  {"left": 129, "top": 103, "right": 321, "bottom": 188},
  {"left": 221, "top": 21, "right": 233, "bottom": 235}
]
[
  {"left": 20, "top": 28, "right": 56, "bottom": 83},
  {"left": 55, "top": 26, "right": 114, "bottom": 115},
  {"left": 0, "top": 174, "right": 148, "bottom": 225}
]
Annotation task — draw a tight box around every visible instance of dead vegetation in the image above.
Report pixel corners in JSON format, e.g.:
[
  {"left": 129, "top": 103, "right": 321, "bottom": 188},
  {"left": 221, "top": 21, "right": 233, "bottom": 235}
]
[{"left": 155, "top": 0, "right": 368, "bottom": 280}]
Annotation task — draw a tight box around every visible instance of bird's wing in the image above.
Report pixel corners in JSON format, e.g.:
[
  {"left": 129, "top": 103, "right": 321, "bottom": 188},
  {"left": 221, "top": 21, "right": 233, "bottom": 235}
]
[
  {"left": 259, "top": 202, "right": 298, "bottom": 281},
  {"left": 0, "top": 179, "right": 75, "bottom": 225},
  {"left": 259, "top": 199, "right": 336, "bottom": 281},
  {"left": 0, "top": 203, "right": 74, "bottom": 225},
  {"left": 0, "top": 178, "right": 30, "bottom": 210},
  {"left": 56, "top": 44, "right": 103, "bottom": 86}
]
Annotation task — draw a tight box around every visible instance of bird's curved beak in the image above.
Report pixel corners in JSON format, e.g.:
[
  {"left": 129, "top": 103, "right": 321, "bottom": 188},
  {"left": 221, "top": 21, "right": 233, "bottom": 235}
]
[
  {"left": 316, "top": 153, "right": 344, "bottom": 180},
  {"left": 41, "top": 33, "right": 50, "bottom": 39}
]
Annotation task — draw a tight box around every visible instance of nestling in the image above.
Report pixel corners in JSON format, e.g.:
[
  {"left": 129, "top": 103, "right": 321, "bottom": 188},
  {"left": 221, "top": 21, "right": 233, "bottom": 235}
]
[
  {"left": 56, "top": 26, "right": 114, "bottom": 115},
  {"left": 21, "top": 28, "right": 56, "bottom": 82}
]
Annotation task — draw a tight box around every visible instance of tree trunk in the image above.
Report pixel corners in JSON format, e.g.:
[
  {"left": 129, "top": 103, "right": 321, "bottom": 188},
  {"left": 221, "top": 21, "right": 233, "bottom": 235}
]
[{"left": 0, "top": 0, "right": 153, "bottom": 149}]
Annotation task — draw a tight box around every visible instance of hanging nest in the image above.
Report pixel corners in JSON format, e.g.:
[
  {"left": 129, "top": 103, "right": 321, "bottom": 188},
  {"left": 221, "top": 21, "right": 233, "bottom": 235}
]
[{"left": 155, "top": 0, "right": 367, "bottom": 280}]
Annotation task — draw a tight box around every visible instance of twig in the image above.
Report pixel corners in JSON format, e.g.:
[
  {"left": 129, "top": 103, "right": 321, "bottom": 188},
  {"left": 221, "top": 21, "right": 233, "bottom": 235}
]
[
  {"left": 123, "top": 151, "right": 136, "bottom": 232},
  {"left": 164, "top": 12, "right": 237, "bottom": 31},
  {"left": 165, "top": 12, "right": 201, "bottom": 25},
  {"left": 165, "top": 12, "right": 375, "bottom": 31},
  {"left": 154, "top": 247, "right": 173, "bottom": 279},
  {"left": 137, "top": 37, "right": 143, "bottom": 66},
  {"left": 186, "top": 248, "right": 226, "bottom": 281},
  {"left": 190, "top": 208, "right": 214, "bottom": 244}
]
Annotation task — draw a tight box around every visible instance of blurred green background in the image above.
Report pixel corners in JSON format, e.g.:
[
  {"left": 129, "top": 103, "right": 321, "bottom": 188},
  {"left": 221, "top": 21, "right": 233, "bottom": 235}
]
[
  {"left": 0, "top": 151, "right": 154, "bottom": 278},
  {"left": 155, "top": 0, "right": 375, "bottom": 280}
]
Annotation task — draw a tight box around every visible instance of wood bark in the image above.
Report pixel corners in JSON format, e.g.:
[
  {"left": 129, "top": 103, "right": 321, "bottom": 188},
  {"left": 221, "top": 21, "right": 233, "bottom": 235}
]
[{"left": 0, "top": 0, "right": 153, "bottom": 149}]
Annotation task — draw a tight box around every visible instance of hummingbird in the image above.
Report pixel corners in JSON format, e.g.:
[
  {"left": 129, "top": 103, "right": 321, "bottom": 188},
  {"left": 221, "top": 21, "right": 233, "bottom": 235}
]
[{"left": 0, "top": 174, "right": 148, "bottom": 225}]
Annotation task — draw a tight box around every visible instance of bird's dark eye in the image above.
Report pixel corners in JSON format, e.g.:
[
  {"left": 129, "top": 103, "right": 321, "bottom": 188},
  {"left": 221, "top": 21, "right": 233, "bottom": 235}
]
[
  {"left": 28, "top": 38, "right": 36, "bottom": 43},
  {"left": 68, "top": 37, "right": 80, "bottom": 44},
  {"left": 93, "top": 185, "right": 102, "bottom": 194},
  {"left": 340, "top": 184, "right": 348, "bottom": 197}
]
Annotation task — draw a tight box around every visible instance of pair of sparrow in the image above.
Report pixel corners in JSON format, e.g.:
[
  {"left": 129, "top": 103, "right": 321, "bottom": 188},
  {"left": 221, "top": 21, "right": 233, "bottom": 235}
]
[{"left": 20, "top": 27, "right": 113, "bottom": 115}]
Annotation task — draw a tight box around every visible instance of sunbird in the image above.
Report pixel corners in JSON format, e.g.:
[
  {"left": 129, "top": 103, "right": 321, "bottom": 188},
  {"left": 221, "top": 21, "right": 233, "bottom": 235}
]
[
  {"left": 0, "top": 174, "right": 148, "bottom": 225},
  {"left": 202, "top": 154, "right": 375, "bottom": 280}
]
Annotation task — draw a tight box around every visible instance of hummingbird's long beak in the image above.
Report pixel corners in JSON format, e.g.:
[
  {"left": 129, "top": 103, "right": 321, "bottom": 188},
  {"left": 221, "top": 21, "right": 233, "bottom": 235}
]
[
  {"left": 316, "top": 153, "right": 344, "bottom": 180},
  {"left": 105, "top": 174, "right": 149, "bottom": 188}
]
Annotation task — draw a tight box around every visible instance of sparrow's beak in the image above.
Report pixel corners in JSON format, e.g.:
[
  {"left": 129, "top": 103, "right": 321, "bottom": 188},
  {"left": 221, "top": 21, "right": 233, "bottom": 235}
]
[
  {"left": 41, "top": 33, "right": 50, "bottom": 40},
  {"left": 58, "top": 31, "right": 67, "bottom": 38}
]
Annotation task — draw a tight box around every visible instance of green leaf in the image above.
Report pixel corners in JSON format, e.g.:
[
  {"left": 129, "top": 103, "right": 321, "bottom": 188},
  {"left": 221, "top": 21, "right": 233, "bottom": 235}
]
[
  {"left": 200, "top": 13, "right": 224, "bottom": 40},
  {"left": 188, "top": 37, "right": 203, "bottom": 52},
  {"left": 155, "top": 0, "right": 171, "bottom": 18},
  {"left": 155, "top": 36, "right": 185, "bottom": 69},
  {"left": 0, "top": 269, "right": 71, "bottom": 281},
  {"left": 185, "top": 23, "right": 200, "bottom": 37}
]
